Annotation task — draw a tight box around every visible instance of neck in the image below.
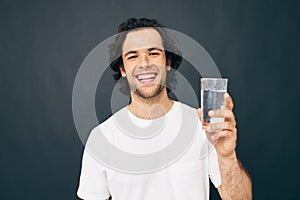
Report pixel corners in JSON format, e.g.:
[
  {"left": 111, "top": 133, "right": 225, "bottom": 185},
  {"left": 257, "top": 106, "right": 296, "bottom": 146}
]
[{"left": 128, "top": 88, "right": 174, "bottom": 120}]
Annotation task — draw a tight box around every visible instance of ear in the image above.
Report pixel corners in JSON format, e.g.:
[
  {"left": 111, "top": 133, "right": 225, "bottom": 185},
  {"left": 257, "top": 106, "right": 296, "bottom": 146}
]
[
  {"left": 119, "top": 65, "right": 126, "bottom": 77},
  {"left": 166, "top": 60, "right": 171, "bottom": 71}
]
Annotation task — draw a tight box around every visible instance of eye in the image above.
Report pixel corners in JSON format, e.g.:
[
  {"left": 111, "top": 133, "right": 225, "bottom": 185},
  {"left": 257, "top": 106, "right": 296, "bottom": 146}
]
[
  {"left": 149, "top": 52, "right": 160, "bottom": 56},
  {"left": 127, "top": 55, "right": 138, "bottom": 60}
]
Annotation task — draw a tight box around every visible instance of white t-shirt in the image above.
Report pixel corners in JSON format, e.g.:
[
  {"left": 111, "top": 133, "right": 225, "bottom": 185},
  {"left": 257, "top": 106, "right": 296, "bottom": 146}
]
[{"left": 77, "top": 101, "right": 221, "bottom": 200}]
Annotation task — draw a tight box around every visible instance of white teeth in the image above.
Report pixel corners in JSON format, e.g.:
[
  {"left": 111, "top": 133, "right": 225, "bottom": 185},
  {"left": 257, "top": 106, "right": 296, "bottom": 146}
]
[{"left": 137, "top": 73, "right": 156, "bottom": 80}]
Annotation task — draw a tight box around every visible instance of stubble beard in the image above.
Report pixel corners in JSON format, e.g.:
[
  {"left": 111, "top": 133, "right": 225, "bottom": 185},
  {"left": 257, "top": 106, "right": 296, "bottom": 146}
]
[
  {"left": 128, "top": 64, "right": 168, "bottom": 101},
  {"left": 134, "top": 83, "right": 165, "bottom": 100}
]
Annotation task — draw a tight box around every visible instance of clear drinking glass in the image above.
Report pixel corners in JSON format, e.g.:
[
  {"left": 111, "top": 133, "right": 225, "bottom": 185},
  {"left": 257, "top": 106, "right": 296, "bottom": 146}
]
[{"left": 201, "top": 78, "right": 228, "bottom": 124}]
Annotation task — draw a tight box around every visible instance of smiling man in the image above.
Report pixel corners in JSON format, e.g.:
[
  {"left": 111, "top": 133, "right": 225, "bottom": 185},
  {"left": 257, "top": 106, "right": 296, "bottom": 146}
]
[
  {"left": 120, "top": 28, "right": 173, "bottom": 119},
  {"left": 122, "top": 29, "right": 167, "bottom": 96},
  {"left": 77, "top": 18, "right": 252, "bottom": 200}
]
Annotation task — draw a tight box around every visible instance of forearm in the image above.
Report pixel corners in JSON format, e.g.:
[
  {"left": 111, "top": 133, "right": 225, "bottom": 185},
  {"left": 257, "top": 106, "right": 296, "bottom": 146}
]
[{"left": 218, "top": 152, "right": 252, "bottom": 200}]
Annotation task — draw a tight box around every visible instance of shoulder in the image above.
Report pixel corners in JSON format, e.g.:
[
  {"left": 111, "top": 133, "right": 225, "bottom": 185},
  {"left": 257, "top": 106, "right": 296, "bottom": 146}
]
[
  {"left": 176, "top": 101, "right": 199, "bottom": 114},
  {"left": 171, "top": 101, "right": 201, "bottom": 129},
  {"left": 90, "top": 106, "right": 127, "bottom": 135},
  {"left": 176, "top": 101, "right": 202, "bottom": 128}
]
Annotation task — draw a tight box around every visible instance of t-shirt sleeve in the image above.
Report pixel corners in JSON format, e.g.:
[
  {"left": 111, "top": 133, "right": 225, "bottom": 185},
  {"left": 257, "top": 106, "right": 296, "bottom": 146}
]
[
  {"left": 208, "top": 146, "right": 222, "bottom": 188},
  {"left": 77, "top": 149, "right": 111, "bottom": 200}
]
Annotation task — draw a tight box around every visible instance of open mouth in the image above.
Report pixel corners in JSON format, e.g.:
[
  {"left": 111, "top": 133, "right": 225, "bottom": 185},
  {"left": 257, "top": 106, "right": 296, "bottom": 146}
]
[{"left": 135, "top": 73, "right": 158, "bottom": 85}]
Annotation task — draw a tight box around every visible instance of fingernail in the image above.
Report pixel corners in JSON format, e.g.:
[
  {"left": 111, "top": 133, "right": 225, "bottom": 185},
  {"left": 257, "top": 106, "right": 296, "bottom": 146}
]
[{"left": 209, "top": 111, "right": 214, "bottom": 116}]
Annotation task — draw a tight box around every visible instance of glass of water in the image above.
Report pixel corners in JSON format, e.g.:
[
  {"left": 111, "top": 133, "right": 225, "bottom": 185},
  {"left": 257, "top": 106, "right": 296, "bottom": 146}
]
[{"left": 201, "top": 78, "right": 228, "bottom": 124}]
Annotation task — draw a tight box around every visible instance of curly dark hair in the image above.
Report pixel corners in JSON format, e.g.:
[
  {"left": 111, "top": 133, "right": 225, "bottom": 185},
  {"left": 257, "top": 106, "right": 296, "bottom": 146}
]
[{"left": 109, "top": 18, "right": 182, "bottom": 95}]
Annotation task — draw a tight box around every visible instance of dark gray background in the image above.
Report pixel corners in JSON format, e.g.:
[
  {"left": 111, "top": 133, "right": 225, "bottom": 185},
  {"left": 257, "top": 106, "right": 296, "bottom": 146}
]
[{"left": 1, "top": 0, "right": 299, "bottom": 199}]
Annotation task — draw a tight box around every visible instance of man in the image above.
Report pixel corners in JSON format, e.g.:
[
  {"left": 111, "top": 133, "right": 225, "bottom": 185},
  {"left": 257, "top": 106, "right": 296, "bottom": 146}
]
[{"left": 77, "top": 18, "right": 252, "bottom": 200}]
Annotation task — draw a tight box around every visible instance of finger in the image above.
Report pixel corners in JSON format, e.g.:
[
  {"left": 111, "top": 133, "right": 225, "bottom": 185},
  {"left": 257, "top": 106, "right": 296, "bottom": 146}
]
[
  {"left": 211, "top": 130, "right": 230, "bottom": 140},
  {"left": 211, "top": 128, "right": 237, "bottom": 140},
  {"left": 205, "top": 122, "right": 235, "bottom": 134},
  {"left": 206, "top": 123, "right": 222, "bottom": 133},
  {"left": 208, "top": 110, "right": 226, "bottom": 118},
  {"left": 205, "top": 130, "right": 230, "bottom": 143},
  {"left": 208, "top": 121, "right": 235, "bottom": 133},
  {"left": 208, "top": 110, "right": 235, "bottom": 122},
  {"left": 225, "top": 92, "right": 234, "bottom": 110}
]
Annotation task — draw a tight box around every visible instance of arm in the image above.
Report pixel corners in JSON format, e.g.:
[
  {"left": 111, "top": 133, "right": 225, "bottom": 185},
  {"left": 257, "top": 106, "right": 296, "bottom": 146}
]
[
  {"left": 198, "top": 93, "right": 252, "bottom": 200},
  {"left": 77, "top": 147, "right": 111, "bottom": 200},
  {"left": 217, "top": 153, "right": 252, "bottom": 200}
]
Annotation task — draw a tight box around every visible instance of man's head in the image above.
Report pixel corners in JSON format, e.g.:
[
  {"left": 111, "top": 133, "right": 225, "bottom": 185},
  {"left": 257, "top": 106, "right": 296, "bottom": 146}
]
[{"left": 109, "top": 18, "right": 182, "bottom": 97}]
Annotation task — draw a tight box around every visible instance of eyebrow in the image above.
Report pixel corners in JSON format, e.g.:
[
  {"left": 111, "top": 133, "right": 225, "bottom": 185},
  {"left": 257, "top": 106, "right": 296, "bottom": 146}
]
[{"left": 123, "top": 47, "right": 164, "bottom": 57}]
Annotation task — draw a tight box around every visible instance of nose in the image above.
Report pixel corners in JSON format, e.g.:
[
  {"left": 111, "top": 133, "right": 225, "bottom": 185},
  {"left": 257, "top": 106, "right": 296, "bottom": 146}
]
[{"left": 138, "top": 54, "right": 150, "bottom": 67}]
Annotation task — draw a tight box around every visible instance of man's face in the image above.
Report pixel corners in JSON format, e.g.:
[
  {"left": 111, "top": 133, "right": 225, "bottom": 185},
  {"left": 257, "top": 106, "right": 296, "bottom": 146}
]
[{"left": 121, "top": 28, "right": 170, "bottom": 99}]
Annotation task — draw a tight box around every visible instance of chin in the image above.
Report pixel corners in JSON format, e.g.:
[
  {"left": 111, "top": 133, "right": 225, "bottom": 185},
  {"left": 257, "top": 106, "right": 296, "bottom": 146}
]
[{"left": 135, "top": 85, "right": 165, "bottom": 99}]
